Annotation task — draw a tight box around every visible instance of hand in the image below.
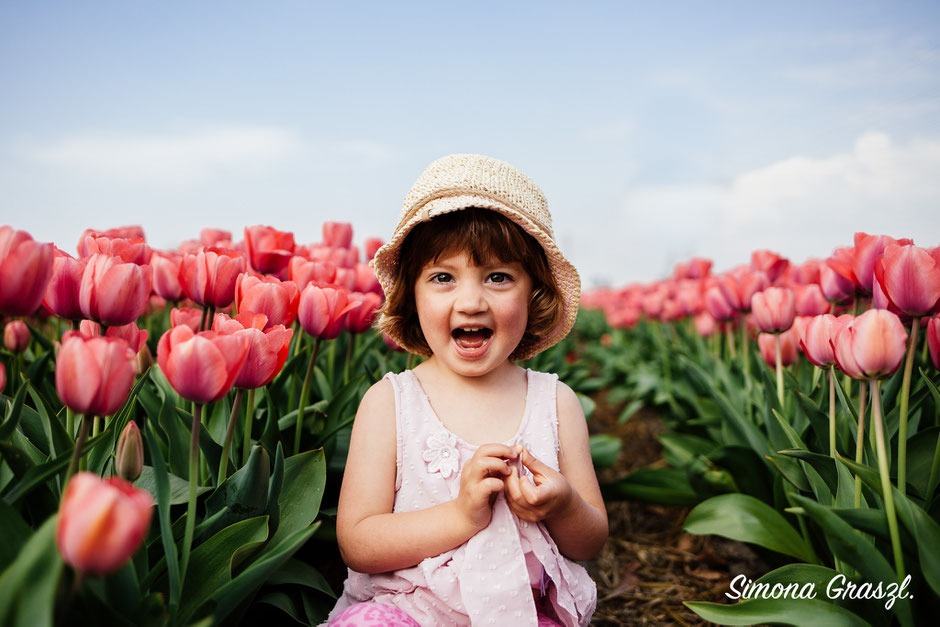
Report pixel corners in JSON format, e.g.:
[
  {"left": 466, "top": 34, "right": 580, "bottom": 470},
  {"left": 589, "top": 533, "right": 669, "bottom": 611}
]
[
  {"left": 504, "top": 445, "right": 573, "bottom": 523},
  {"left": 456, "top": 443, "right": 518, "bottom": 531}
]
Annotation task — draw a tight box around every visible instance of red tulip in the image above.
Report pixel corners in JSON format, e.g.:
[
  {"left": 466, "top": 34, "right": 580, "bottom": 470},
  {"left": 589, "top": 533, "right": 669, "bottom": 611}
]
[
  {"left": 80, "top": 320, "right": 149, "bottom": 355},
  {"left": 244, "top": 225, "right": 295, "bottom": 274},
  {"left": 758, "top": 329, "right": 797, "bottom": 367},
  {"left": 927, "top": 317, "right": 940, "bottom": 370},
  {"left": 56, "top": 331, "right": 137, "bottom": 416},
  {"left": 170, "top": 306, "right": 202, "bottom": 332},
  {"left": 200, "top": 228, "right": 233, "bottom": 247},
  {"left": 4, "top": 320, "right": 30, "bottom": 353},
  {"left": 354, "top": 263, "right": 381, "bottom": 295},
  {"left": 156, "top": 325, "right": 250, "bottom": 404},
  {"left": 178, "top": 247, "right": 246, "bottom": 308},
  {"left": 363, "top": 237, "right": 384, "bottom": 261},
  {"left": 115, "top": 421, "right": 144, "bottom": 481},
  {"left": 298, "top": 285, "right": 357, "bottom": 339},
  {"left": 323, "top": 221, "right": 353, "bottom": 249},
  {"left": 289, "top": 256, "right": 336, "bottom": 291},
  {"left": 832, "top": 309, "right": 907, "bottom": 380},
  {"left": 0, "top": 226, "right": 55, "bottom": 316},
  {"left": 873, "top": 244, "right": 940, "bottom": 317},
  {"left": 151, "top": 251, "right": 184, "bottom": 301},
  {"left": 43, "top": 248, "right": 87, "bottom": 320},
  {"left": 852, "top": 232, "right": 912, "bottom": 294},
  {"left": 789, "top": 259, "right": 821, "bottom": 285},
  {"left": 56, "top": 472, "right": 153, "bottom": 576},
  {"left": 213, "top": 312, "right": 293, "bottom": 388},
  {"left": 793, "top": 283, "right": 830, "bottom": 316},
  {"left": 308, "top": 245, "right": 358, "bottom": 268},
  {"left": 79, "top": 253, "right": 152, "bottom": 326},
  {"left": 751, "top": 250, "right": 789, "bottom": 282},
  {"left": 333, "top": 267, "right": 357, "bottom": 292},
  {"left": 0, "top": 362, "right": 5, "bottom": 394},
  {"left": 235, "top": 273, "right": 300, "bottom": 329},
  {"left": 799, "top": 314, "right": 837, "bottom": 368},
  {"left": 78, "top": 233, "right": 151, "bottom": 265},
  {"left": 345, "top": 292, "right": 383, "bottom": 334},
  {"left": 751, "top": 287, "right": 796, "bottom": 333},
  {"left": 717, "top": 268, "right": 769, "bottom": 312},
  {"left": 78, "top": 225, "right": 145, "bottom": 244},
  {"left": 825, "top": 247, "right": 861, "bottom": 294}
]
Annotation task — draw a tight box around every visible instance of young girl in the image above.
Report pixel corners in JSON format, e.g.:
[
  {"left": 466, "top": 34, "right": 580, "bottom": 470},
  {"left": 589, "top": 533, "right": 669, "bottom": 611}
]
[{"left": 328, "top": 154, "right": 607, "bottom": 626}]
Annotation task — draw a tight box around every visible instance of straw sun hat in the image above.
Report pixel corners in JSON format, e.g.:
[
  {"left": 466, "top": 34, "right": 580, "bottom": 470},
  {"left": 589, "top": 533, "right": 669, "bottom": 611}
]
[{"left": 371, "top": 153, "right": 581, "bottom": 360}]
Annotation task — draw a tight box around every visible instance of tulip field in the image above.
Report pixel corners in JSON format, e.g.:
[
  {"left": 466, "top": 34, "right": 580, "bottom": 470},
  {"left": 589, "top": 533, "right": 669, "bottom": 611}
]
[{"left": 1, "top": 224, "right": 939, "bottom": 626}]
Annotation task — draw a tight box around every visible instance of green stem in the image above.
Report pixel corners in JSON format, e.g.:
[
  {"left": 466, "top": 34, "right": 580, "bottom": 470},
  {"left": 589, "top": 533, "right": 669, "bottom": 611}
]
[
  {"left": 180, "top": 404, "right": 203, "bottom": 587},
  {"left": 344, "top": 333, "right": 355, "bottom": 385},
  {"left": 871, "top": 380, "right": 905, "bottom": 579},
  {"left": 218, "top": 388, "right": 244, "bottom": 483},
  {"left": 854, "top": 380, "right": 867, "bottom": 508},
  {"left": 741, "top": 317, "right": 752, "bottom": 421},
  {"left": 725, "top": 324, "right": 736, "bottom": 359},
  {"left": 64, "top": 415, "right": 91, "bottom": 488},
  {"left": 896, "top": 317, "right": 919, "bottom": 498},
  {"left": 775, "top": 333, "right": 784, "bottom": 408},
  {"left": 242, "top": 387, "right": 256, "bottom": 464},
  {"left": 928, "top": 429, "right": 940, "bottom": 502},
  {"left": 828, "top": 368, "right": 837, "bottom": 457},
  {"left": 294, "top": 337, "right": 321, "bottom": 455},
  {"left": 405, "top": 352, "right": 415, "bottom": 371}
]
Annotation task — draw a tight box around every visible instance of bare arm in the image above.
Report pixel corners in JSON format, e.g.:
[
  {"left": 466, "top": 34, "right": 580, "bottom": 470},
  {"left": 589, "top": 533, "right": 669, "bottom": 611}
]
[
  {"left": 504, "top": 381, "right": 608, "bottom": 561},
  {"left": 336, "top": 379, "right": 517, "bottom": 574}
]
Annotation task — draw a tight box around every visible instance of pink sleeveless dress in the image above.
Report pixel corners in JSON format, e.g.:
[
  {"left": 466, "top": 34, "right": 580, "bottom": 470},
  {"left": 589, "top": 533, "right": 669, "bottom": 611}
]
[{"left": 327, "top": 369, "right": 597, "bottom": 626}]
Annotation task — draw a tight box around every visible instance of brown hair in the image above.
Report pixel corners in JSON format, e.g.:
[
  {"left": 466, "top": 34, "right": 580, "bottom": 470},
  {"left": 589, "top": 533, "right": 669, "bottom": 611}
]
[{"left": 376, "top": 208, "right": 563, "bottom": 360}]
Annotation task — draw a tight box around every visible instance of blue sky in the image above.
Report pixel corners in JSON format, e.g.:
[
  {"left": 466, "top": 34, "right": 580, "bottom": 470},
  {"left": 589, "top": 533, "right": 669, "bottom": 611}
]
[{"left": 2, "top": 1, "right": 940, "bottom": 287}]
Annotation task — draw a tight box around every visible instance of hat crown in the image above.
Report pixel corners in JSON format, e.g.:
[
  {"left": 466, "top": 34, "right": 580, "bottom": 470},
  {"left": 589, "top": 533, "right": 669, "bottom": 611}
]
[{"left": 399, "top": 154, "right": 553, "bottom": 238}]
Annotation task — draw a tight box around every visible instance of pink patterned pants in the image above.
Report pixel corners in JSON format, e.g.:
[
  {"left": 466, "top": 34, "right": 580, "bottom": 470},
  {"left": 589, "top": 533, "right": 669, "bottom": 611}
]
[{"left": 329, "top": 602, "right": 563, "bottom": 626}]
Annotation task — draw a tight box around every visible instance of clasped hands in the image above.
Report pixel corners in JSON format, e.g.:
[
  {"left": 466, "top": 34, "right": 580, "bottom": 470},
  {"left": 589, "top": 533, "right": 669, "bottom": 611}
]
[{"left": 457, "top": 443, "right": 572, "bottom": 530}]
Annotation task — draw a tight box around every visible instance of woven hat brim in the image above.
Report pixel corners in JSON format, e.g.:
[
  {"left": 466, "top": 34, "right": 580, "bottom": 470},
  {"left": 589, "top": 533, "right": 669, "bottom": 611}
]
[{"left": 372, "top": 194, "right": 581, "bottom": 360}]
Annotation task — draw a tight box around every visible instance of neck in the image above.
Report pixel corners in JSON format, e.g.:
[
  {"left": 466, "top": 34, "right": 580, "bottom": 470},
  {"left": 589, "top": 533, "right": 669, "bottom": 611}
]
[{"left": 417, "top": 356, "right": 523, "bottom": 390}]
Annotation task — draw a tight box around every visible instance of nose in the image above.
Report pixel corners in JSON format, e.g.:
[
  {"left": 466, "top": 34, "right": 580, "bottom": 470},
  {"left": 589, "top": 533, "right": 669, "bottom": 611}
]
[{"left": 454, "top": 281, "right": 488, "bottom": 314}]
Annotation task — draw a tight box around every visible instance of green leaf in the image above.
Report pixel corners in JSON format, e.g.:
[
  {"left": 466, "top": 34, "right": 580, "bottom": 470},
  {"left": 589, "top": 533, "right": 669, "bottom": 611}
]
[
  {"left": 159, "top": 397, "right": 191, "bottom": 477},
  {"left": 617, "top": 398, "right": 643, "bottom": 423},
  {"left": 0, "top": 515, "right": 64, "bottom": 627},
  {"left": 179, "top": 516, "right": 270, "bottom": 624},
  {"left": 707, "top": 446, "right": 774, "bottom": 504},
  {"left": 267, "top": 558, "right": 336, "bottom": 598},
  {"left": 684, "top": 494, "right": 816, "bottom": 563},
  {"left": 577, "top": 393, "right": 596, "bottom": 420},
  {"left": 903, "top": 426, "right": 939, "bottom": 499},
  {"left": 144, "top": 421, "right": 182, "bottom": 615},
  {"left": 25, "top": 382, "right": 70, "bottom": 458},
  {"left": 257, "top": 449, "right": 326, "bottom": 561},
  {"left": 0, "top": 502, "right": 33, "bottom": 572},
  {"left": 686, "top": 597, "right": 869, "bottom": 626},
  {"left": 659, "top": 433, "right": 715, "bottom": 468},
  {"left": 601, "top": 467, "right": 700, "bottom": 506},
  {"left": 202, "top": 445, "right": 271, "bottom": 540},
  {"left": 589, "top": 433, "right": 620, "bottom": 468},
  {"left": 791, "top": 494, "right": 913, "bottom": 627},
  {"left": 766, "top": 452, "right": 812, "bottom": 492},
  {"left": 0, "top": 379, "right": 30, "bottom": 440},
  {"left": 134, "top": 466, "right": 211, "bottom": 506},
  {"left": 779, "top": 449, "right": 837, "bottom": 494}
]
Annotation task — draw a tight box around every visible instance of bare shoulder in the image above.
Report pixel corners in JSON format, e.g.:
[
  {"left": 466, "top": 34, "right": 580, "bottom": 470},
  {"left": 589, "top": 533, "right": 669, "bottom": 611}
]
[
  {"left": 357, "top": 377, "right": 395, "bottom": 417},
  {"left": 555, "top": 380, "right": 586, "bottom": 427}
]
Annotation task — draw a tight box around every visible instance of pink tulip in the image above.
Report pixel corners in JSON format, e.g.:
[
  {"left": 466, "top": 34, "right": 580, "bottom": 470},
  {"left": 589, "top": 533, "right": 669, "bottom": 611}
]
[
  {"left": 56, "top": 472, "right": 153, "bottom": 576},
  {"left": 363, "top": 237, "right": 384, "bottom": 261},
  {"left": 323, "top": 221, "right": 353, "bottom": 249},
  {"left": 345, "top": 292, "right": 383, "bottom": 334},
  {"left": 78, "top": 233, "right": 151, "bottom": 266},
  {"left": 309, "top": 245, "right": 358, "bottom": 268},
  {"left": 298, "top": 285, "right": 357, "bottom": 339},
  {"left": 333, "top": 267, "right": 357, "bottom": 292},
  {"left": 289, "top": 256, "right": 336, "bottom": 290},
  {"left": 790, "top": 259, "right": 821, "bottom": 285},
  {"left": 178, "top": 247, "right": 246, "bottom": 308},
  {"left": 235, "top": 273, "right": 300, "bottom": 329},
  {"left": 751, "top": 250, "right": 789, "bottom": 282},
  {"left": 873, "top": 244, "right": 940, "bottom": 316},
  {"left": 694, "top": 311, "right": 718, "bottom": 337},
  {"left": 0, "top": 362, "right": 5, "bottom": 394},
  {"left": 0, "top": 226, "right": 55, "bottom": 316},
  {"left": 819, "top": 262, "right": 855, "bottom": 304},
  {"left": 4, "top": 320, "right": 30, "bottom": 353},
  {"left": 354, "top": 263, "right": 381, "bottom": 295},
  {"left": 751, "top": 287, "right": 796, "bottom": 333},
  {"left": 200, "top": 228, "right": 233, "bottom": 247},
  {"left": 793, "top": 283, "right": 830, "bottom": 316},
  {"left": 704, "top": 286, "right": 735, "bottom": 321},
  {"left": 79, "top": 253, "right": 152, "bottom": 326},
  {"left": 852, "top": 232, "right": 912, "bottom": 294},
  {"left": 674, "top": 257, "right": 713, "bottom": 280},
  {"left": 383, "top": 332, "right": 406, "bottom": 353},
  {"left": 758, "top": 329, "right": 797, "bottom": 367},
  {"left": 927, "top": 317, "right": 940, "bottom": 370},
  {"left": 43, "top": 248, "right": 87, "bottom": 320},
  {"left": 56, "top": 331, "right": 136, "bottom": 416},
  {"left": 717, "top": 268, "right": 769, "bottom": 312},
  {"left": 244, "top": 225, "right": 295, "bottom": 274},
  {"left": 826, "top": 247, "right": 861, "bottom": 295},
  {"left": 799, "top": 314, "right": 837, "bottom": 368},
  {"left": 170, "top": 306, "right": 203, "bottom": 332},
  {"left": 832, "top": 309, "right": 908, "bottom": 380},
  {"left": 115, "top": 421, "right": 144, "bottom": 481},
  {"left": 213, "top": 312, "right": 293, "bottom": 388},
  {"left": 151, "top": 251, "right": 184, "bottom": 301},
  {"left": 156, "top": 325, "right": 250, "bottom": 404}
]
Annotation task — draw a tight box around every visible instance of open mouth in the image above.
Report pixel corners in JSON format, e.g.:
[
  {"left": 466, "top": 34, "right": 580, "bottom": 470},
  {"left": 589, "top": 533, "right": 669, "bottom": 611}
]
[{"left": 451, "top": 327, "right": 493, "bottom": 351}]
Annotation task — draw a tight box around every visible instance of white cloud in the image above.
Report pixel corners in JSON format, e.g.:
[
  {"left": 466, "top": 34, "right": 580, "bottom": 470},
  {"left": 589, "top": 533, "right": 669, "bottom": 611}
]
[
  {"left": 28, "top": 126, "right": 302, "bottom": 184},
  {"left": 605, "top": 131, "right": 940, "bottom": 284}
]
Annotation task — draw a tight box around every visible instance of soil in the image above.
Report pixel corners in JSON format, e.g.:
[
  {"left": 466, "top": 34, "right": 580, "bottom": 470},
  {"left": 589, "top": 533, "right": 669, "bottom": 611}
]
[{"left": 585, "top": 390, "right": 768, "bottom": 626}]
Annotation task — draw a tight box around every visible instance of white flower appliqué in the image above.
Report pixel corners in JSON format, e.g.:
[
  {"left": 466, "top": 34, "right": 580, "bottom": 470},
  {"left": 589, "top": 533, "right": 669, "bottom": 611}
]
[{"left": 423, "top": 432, "right": 459, "bottom": 479}]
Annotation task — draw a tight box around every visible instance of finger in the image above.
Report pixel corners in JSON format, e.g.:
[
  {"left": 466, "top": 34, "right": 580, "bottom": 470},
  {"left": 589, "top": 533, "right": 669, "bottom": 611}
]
[
  {"left": 519, "top": 448, "right": 551, "bottom": 475},
  {"left": 504, "top": 467, "right": 525, "bottom": 504},
  {"left": 481, "top": 476, "right": 505, "bottom": 495},
  {"left": 476, "top": 443, "right": 519, "bottom": 461},
  {"left": 475, "top": 456, "right": 513, "bottom": 478},
  {"left": 519, "top": 473, "right": 544, "bottom": 506}
]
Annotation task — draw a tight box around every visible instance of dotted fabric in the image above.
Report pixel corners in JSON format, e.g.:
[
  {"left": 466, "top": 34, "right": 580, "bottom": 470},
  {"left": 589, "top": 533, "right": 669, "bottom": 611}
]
[{"left": 327, "top": 369, "right": 596, "bottom": 626}]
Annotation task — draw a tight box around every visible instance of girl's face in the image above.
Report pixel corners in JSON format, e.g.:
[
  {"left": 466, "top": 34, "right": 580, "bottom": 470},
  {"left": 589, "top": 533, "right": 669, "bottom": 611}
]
[{"left": 414, "top": 251, "right": 532, "bottom": 378}]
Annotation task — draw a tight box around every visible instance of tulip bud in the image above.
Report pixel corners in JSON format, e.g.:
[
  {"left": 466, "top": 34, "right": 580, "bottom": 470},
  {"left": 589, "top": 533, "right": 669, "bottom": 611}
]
[
  {"left": 115, "top": 421, "right": 143, "bottom": 481},
  {"left": 56, "top": 472, "right": 153, "bottom": 576},
  {"left": 0, "top": 361, "right": 6, "bottom": 394},
  {"left": 4, "top": 320, "right": 30, "bottom": 353}
]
